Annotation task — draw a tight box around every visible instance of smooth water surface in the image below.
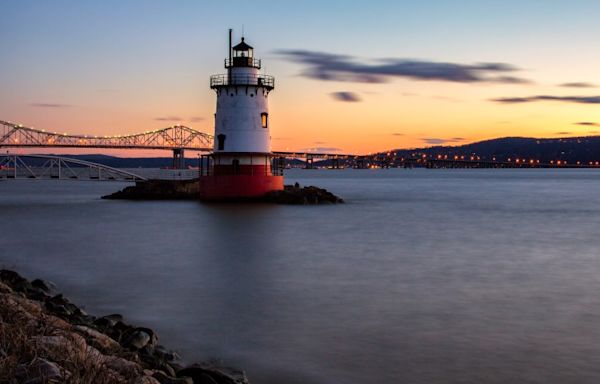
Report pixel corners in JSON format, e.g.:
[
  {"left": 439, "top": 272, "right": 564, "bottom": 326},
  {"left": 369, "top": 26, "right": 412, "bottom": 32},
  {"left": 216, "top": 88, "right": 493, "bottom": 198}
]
[{"left": 2, "top": 169, "right": 600, "bottom": 384}]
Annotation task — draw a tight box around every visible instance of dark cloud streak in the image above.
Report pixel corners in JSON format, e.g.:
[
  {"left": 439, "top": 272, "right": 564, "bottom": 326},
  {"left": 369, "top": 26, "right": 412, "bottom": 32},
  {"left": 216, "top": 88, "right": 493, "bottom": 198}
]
[
  {"left": 276, "top": 50, "right": 531, "bottom": 84},
  {"left": 422, "top": 138, "right": 465, "bottom": 145},
  {"left": 30, "top": 103, "right": 71, "bottom": 108},
  {"left": 492, "top": 95, "right": 600, "bottom": 104},
  {"left": 330, "top": 91, "right": 361, "bottom": 102},
  {"left": 575, "top": 122, "right": 600, "bottom": 126},
  {"left": 154, "top": 116, "right": 183, "bottom": 122},
  {"left": 559, "top": 82, "right": 596, "bottom": 88}
]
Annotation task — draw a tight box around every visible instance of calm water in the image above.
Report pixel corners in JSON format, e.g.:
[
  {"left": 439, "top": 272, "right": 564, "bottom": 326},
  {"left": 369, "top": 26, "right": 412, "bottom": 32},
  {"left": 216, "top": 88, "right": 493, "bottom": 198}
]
[{"left": 3, "top": 169, "right": 600, "bottom": 384}]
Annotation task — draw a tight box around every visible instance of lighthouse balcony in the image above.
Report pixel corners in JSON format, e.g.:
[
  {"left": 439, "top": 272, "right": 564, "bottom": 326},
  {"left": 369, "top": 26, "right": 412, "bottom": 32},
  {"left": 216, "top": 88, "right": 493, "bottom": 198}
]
[{"left": 210, "top": 74, "right": 274, "bottom": 90}]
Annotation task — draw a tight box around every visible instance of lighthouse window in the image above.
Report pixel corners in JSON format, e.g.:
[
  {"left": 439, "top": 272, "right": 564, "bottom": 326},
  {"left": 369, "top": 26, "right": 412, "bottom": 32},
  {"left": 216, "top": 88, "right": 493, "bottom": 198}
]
[
  {"left": 217, "top": 134, "right": 226, "bottom": 150},
  {"left": 261, "top": 113, "right": 268, "bottom": 128}
]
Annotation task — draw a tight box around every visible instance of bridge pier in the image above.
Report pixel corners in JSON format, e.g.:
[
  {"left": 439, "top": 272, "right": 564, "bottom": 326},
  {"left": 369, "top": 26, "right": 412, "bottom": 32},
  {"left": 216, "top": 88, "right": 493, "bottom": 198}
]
[
  {"left": 353, "top": 157, "right": 367, "bottom": 169},
  {"left": 172, "top": 148, "right": 185, "bottom": 169},
  {"left": 331, "top": 158, "right": 340, "bottom": 169},
  {"left": 305, "top": 155, "right": 314, "bottom": 169}
]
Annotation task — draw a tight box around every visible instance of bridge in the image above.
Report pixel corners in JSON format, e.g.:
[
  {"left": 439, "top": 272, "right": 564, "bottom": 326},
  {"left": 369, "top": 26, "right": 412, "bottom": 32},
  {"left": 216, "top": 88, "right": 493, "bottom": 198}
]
[
  {"left": 0, "top": 154, "right": 148, "bottom": 181},
  {"left": 0, "top": 120, "right": 213, "bottom": 169}
]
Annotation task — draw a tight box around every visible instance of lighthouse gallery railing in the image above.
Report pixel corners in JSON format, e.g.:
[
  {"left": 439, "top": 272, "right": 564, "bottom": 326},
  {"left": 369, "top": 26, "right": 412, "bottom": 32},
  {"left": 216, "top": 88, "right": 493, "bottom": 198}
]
[{"left": 210, "top": 74, "right": 275, "bottom": 89}]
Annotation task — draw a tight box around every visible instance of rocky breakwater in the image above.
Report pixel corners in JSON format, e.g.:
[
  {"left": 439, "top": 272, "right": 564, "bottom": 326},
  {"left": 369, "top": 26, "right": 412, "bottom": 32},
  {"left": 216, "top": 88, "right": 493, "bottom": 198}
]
[
  {"left": 263, "top": 184, "right": 344, "bottom": 204},
  {"left": 103, "top": 180, "right": 344, "bottom": 204},
  {"left": 0, "top": 269, "right": 250, "bottom": 384},
  {"left": 102, "top": 180, "right": 200, "bottom": 200}
]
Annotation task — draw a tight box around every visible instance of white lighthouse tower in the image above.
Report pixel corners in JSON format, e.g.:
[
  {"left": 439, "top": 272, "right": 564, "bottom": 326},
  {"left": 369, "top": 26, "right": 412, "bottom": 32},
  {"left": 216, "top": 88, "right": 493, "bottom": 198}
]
[{"left": 199, "top": 30, "right": 284, "bottom": 200}]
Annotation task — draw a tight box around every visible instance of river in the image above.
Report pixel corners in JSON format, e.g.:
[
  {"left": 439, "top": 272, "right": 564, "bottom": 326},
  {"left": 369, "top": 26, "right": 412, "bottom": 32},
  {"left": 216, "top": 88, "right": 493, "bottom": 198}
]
[{"left": 2, "top": 168, "right": 600, "bottom": 383}]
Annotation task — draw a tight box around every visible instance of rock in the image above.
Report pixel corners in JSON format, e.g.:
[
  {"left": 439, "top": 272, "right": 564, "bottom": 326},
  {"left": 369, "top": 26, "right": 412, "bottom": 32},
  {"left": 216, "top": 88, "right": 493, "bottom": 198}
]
[
  {"left": 155, "top": 345, "right": 181, "bottom": 362},
  {"left": 177, "top": 363, "right": 249, "bottom": 384},
  {"left": 104, "top": 355, "right": 142, "bottom": 375},
  {"left": 31, "top": 278, "right": 57, "bottom": 295},
  {"left": 15, "top": 357, "right": 63, "bottom": 383},
  {"left": 0, "top": 281, "right": 13, "bottom": 293},
  {"left": 40, "top": 294, "right": 88, "bottom": 324},
  {"left": 74, "top": 325, "right": 121, "bottom": 351},
  {"left": 134, "top": 377, "right": 162, "bottom": 384},
  {"left": 123, "top": 328, "right": 152, "bottom": 350},
  {"left": 32, "top": 334, "right": 87, "bottom": 361},
  {"left": 94, "top": 314, "right": 119, "bottom": 327},
  {"left": 263, "top": 184, "right": 344, "bottom": 204},
  {"left": 153, "top": 370, "right": 194, "bottom": 384},
  {"left": 103, "top": 179, "right": 200, "bottom": 200},
  {"left": 0, "top": 269, "right": 34, "bottom": 293}
]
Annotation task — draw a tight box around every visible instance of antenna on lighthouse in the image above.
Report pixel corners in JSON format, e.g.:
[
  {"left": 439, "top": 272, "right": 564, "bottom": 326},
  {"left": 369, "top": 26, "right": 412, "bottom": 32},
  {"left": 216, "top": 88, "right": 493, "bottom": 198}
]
[{"left": 228, "top": 28, "right": 232, "bottom": 81}]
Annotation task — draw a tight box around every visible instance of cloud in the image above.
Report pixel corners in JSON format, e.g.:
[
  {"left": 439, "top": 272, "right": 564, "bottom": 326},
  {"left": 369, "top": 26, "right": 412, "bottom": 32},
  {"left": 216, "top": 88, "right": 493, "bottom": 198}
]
[
  {"left": 276, "top": 49, "right": 531, "bottom": 84},
  {"left": 300, "top": 147, "right": 343, "bottom": 153},
  {"left": 559, "top": 82, "right": 596, "bottom": 88},
  {"left": 555, "top": 131, "right": 572, "bottom": 135},
  {"left": 574, "top": 122, "right": 600, "bottom": 126},
  {"left": 492, "top": 95, "right": 600, "bottom": 104},
  {"left": 190, "top": 116, "right": 205, "bottom": 122},
  {"left": 422, "top": 138, "right": 465, "bottom": 145},
  {"left": 391, "top": 133, "right": 405, "bottom": 136},
  {"left": 30, "top": 103, "right": 71, "bottom": 108},
  {"left": 154, "top": 116, "right": 183, "bottom": 122},
  {"left": 330, "top": 91, "right": 361, "bottom": 102}
]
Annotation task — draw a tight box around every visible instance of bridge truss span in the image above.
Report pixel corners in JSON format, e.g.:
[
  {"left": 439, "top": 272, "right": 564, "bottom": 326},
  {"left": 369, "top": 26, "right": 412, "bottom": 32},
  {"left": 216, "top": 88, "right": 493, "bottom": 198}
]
[
  {"left": 0, "top": 120, "right": 213, "bottom": 150},
  {"left": 0, "top": 154, "right": 148, "bottom": 181}
]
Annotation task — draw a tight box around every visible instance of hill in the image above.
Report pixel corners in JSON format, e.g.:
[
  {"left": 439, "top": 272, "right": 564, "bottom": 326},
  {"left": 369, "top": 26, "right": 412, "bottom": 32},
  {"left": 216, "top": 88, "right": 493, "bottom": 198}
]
[{"left": 385, "top": 136, "right": 600, "bottom": 164}]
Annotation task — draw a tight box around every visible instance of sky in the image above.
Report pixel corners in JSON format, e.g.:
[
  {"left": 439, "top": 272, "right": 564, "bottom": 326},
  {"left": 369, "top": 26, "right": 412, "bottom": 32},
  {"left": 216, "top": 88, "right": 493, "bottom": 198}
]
[{"left": 3, "top": 0, "right": 600, "bottom": 156}]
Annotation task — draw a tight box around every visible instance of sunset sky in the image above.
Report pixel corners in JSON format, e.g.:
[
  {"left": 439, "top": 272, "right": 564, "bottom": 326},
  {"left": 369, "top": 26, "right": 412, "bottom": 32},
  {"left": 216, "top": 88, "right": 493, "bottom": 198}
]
[{"left": 3, "top": 0, "right": 600, "bottom": 156}]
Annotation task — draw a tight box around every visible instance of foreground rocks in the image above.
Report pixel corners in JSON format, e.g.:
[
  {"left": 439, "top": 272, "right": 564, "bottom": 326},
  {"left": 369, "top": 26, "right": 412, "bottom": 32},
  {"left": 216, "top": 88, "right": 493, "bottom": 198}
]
[
  {"left": 103, "top": 179, "right": 344, "bottom": 204},
  {"left": 0, "top": 269, "right": 249, "bottom": 384}
]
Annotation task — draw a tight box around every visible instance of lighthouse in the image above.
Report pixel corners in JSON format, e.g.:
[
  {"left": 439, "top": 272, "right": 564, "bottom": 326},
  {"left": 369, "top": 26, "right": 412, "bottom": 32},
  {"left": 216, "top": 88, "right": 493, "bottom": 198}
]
[{"left": 199, "top": 30, "right": 284, "bottom": 200}]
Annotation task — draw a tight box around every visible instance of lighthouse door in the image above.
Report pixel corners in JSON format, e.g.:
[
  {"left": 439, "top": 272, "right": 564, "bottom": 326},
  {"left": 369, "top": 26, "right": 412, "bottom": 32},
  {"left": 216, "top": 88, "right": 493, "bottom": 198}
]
[
  {"left": 232, "top": 159, "right": 240, "bottom": 174},
  {"left": 217, "top": 134, "right": 226, "bottom": 150}
]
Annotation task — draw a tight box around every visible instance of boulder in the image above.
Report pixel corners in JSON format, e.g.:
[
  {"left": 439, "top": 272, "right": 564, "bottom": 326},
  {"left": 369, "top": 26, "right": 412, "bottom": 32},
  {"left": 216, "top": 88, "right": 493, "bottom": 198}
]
[
  {"left": 31, "top": 334, "right": 87, "bottom": 361},
  {"left": 74, "top": 325, "right": 121, "bottom": 352},
  {"left": 177, "top": 363, "right": 249, "bottom": 384},
  {"left": 153, "top": 370, "right": 194, "bottom": 384},
  {"left": 0, "top": 281, "right": 12, "bottom": 293},
  {"left": 263, "top": 184, "right": 344, "bottom": 204},
  {"left": 15, "top": 357, "right": 63, "bottom": 383},
  {"left": 31, "top": 278, "right": 57, "bottom": 295},
  {"left": 0, "top": 269, "right": 33, "bottom": 293},
  {"left": 123, "top": 328, "right": 152, "bottom": 350}
]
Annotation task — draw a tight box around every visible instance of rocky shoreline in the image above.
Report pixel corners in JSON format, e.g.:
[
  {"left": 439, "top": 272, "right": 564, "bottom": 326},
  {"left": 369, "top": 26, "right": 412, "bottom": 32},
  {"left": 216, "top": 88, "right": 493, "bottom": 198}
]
[
  {"left": 102, "top": 180, "right": 344, "bottom": 204},
  {"left": 0, "top": 269, "right": 249, "bottom": 384}
]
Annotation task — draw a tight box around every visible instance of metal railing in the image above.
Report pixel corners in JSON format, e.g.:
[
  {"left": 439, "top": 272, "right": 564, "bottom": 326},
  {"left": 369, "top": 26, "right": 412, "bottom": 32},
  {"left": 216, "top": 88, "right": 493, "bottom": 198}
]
[
  {"left": 225, "top": 58, "right": 261, "bottom": 68},
  {"left": 210, "top": 74, "right": 275, "bottom": 89},
  {"left": 199, "top": 155, "right": 284, "bottom": 177}
]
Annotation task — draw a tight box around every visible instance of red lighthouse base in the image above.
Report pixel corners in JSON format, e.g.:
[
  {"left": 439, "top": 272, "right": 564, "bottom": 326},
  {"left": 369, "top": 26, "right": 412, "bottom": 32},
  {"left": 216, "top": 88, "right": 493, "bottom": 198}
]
[
  {"left": 198, "top": 153, "right": 284, "bottom": 201},
  {"left": 199, "top": 174, "right": 283, "bottom": 200}
]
